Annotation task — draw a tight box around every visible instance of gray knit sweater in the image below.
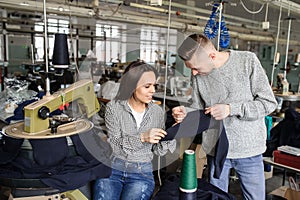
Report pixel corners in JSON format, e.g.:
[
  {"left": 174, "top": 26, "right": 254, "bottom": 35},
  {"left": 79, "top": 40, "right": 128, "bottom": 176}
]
[
  {"left": 190, "top": 50, "right": 277, "bottom": 159},
  {"left": 105, "top": 100, "right": 176, "bottom": 163}
]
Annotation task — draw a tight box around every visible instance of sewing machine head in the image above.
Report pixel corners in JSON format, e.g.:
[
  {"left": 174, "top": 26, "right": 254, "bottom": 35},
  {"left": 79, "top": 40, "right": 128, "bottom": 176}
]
[
  {"left": 169, "top": 76, "right": 191, "bottom": 97},
  {"left": 3, "top": 79, "right": 100, "bottom": 139}
]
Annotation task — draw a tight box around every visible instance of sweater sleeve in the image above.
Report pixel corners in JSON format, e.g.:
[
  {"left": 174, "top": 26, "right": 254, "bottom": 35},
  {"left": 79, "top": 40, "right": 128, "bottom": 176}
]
[
  {"left": 229, "top": 53, "right": 277, "bottom": 120},
  {"left": 189, "top": 75, "right": 205, "bottom": 110},
  {"left": 152, "top": 140, "right": 177, "bottom": 156},
  {"left": 152, "top": 108, "right": 176, "bottom": 156}
]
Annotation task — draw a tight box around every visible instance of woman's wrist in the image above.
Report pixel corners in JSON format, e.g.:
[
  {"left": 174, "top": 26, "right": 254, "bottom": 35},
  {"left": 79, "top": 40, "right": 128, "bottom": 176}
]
[{"left": 140, "top": 133, "right": 145, "bottom": 143}]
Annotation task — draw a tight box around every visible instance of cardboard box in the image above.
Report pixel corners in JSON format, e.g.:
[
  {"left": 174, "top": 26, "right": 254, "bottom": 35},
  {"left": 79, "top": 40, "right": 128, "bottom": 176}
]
[
  {"left": 273, "top": 150, "right": 300, "bottom": 169},
  {"left": 189, "top": 143, "right": 207, "bottom": 178},
  {"left": 269, "top": 186, "right": 289, "bottom": 198}
]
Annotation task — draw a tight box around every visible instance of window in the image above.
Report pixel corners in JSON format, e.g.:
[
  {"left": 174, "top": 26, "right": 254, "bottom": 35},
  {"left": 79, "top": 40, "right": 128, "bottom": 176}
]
[
  {"left": 140, "top": 26, "right": 177, "bottom": 65},
  {"left": 95, "top": 23, "right": 125, "bottom": 63},
  {"left": 0, "top": 33, "right": 3, "bottom": 62},
  {"left": 34, "top": 18, "right": 70, "bottom": 62}
]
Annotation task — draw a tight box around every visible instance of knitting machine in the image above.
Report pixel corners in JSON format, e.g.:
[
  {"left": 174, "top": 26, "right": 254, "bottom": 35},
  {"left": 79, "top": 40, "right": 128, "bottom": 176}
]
[{"left": 3, "top": 79, "right": 100, "bottom": 139}]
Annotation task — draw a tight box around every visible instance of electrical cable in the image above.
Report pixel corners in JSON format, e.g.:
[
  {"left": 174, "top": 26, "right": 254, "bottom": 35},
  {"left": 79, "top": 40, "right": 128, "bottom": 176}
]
[
  {"left": 217, "top": 2, "right": 222, "bottom": 50},
  {"left": 240, "top": 0, "right": 264, "bottom": 14},
  {"left": 68, "top": 2, "right": 80, "bottom": 81},
  {"left": 284, "top": 5, "right": 292, "bottom": 81},
  {"left": 107, "top": 2, "right": 122, "bottom": 16},
  {"left": 43, "top": 0, "right": 51, "bottom": 96},
  {"left": 270, "top": 3, "right": 282, "bottom": 87},
  {"left": 162, "top": 0, "right": 172, "bottom": 131},
  {"left": 159, "top": 0, "right": 172, "bottom": 187},
  {"left": 264, "top": 3, "right": 269, "bottom": 22}
]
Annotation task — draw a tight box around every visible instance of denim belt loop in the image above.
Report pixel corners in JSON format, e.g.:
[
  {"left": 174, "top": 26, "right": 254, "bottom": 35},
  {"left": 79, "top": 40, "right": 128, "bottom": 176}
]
[
  {"left": 125, "top": 160, "right": 129, "bottom": 168},
  {"left": 137, "top": 162, "right": 142, "bottom": 170},
  {"left": 110, "top": 154, "right": 115, "bottom": 162}
]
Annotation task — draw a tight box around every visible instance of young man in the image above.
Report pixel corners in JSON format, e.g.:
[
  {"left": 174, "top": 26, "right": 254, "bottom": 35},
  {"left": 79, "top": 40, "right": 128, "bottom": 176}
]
[{"left": 172, "top": 34, "right": 277, "bottom": 200}]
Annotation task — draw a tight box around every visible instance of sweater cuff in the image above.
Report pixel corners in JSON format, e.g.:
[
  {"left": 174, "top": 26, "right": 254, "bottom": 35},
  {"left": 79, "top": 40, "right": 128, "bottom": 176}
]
[
  {"left": 229, "top": 103, "right": 240, "bottom": 117},
  {"left": 167, "top": 140, "right": 176, "bottom": 153}
]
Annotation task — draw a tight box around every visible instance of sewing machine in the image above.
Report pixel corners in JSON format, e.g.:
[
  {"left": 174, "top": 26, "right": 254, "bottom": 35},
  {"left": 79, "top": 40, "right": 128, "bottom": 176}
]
[
  {"left": 169, "top": 76, "right": 191, "bottom": 97},
  {"left": 3, "top": 79, "right": 100, "bottom": 139}
]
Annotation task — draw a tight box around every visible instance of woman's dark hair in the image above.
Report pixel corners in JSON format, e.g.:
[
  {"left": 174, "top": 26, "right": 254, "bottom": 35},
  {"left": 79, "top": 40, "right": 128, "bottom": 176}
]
[
  {"left": 177, "top": 34, "right": 210, "bottom": 61},
  {"left": 114, "top": 60, "right": 158, "bottom": 100}
]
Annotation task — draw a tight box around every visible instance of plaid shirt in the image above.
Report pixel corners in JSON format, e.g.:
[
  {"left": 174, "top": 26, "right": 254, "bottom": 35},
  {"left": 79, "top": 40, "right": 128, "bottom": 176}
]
[{"left": 105, "top": 100, "right": 176, "bottom": 163}]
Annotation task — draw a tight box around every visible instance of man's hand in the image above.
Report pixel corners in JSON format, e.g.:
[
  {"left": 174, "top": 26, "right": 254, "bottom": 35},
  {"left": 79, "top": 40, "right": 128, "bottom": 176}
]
[
  {"left": 141, "top": 128, "right": 167, "bottom": 144},
  {"left": 172, "top": 106, "right": 187, "bottom": 123},
  {"left": 205, "top": 104, "right": 230, "bottom": 120}
]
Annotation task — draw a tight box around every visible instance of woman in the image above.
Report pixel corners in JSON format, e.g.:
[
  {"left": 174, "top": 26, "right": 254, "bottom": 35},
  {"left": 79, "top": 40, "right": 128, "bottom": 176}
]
[{"left": 94, "top": 60, "right": 176, "bottom": 200}]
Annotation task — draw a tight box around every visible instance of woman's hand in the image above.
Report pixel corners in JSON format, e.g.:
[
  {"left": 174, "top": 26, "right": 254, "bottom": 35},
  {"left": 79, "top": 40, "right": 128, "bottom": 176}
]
[{"left": 141, "top": 128, "right": 167, "bottom": 144}]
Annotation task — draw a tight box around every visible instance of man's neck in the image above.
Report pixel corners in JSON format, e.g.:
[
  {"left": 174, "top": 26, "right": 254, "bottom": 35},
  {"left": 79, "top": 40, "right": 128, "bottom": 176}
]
[{"left": 214, "top": 51, "right": 230, "bottom": 68}]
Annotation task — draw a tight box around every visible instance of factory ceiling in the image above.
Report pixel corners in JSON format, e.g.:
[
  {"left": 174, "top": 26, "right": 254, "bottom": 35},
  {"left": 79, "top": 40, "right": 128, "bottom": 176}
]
[{"left": 0, "top": 0, "right": 299, "bottom": 45}]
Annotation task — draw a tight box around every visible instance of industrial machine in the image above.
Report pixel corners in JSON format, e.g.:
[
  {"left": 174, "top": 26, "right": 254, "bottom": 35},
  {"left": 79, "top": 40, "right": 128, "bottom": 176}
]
[
  {"left": 3, "top": 79, "right": 100, "bottom": 139},
  {"left": 169, "top": 76, "right": 191, "bottom": 97}
]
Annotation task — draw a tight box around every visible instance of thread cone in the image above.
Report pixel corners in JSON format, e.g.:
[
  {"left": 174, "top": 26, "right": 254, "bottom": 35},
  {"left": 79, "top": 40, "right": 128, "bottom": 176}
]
[{"left": 179, "top": 149, "right": 198, "bottom": 192}]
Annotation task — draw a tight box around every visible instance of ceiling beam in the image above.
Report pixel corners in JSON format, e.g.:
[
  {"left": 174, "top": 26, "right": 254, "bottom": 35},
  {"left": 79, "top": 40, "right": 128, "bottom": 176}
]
[{"left": 0, "top": 0, "right": 300, "bottom": 45}]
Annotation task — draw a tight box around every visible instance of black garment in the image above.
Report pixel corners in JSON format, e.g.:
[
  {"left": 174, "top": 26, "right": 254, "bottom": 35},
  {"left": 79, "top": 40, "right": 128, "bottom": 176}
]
[
  {"left": 0, "top": 136, "right": 24, "bottom": 164},
  {"left": 5, "top": 99, "right": 37, "bottom": 124},
  {"left": 152, "top": 174, "right": 236, "bottom": 200},
  {"left": 162, "top": 110, "right": 229, "bottom": 179},
  {"left": 264, "top": 108, "right": 300, "bottom": 157},
  {"left": 5, "top": 92, "right": 61, "bottom": 124},
  {"left": 30, "top": 137, "right": 69, "bottom": 166},
  {"left": 163, "top": 110, "right": 214, "bottom": 140},
  {"left": 0, "top": 128, "right": 112, "bottom": 192}
]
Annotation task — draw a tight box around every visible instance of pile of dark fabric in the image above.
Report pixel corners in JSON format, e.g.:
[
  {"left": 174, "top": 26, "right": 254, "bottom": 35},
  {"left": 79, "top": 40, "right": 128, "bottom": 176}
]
[
  {"left": 264, "top": 108, "right": 300, "bottom": 157},
  {"left": 152, "top": 174, "right": 236, "bottom": 200},
  {"left": 0, "top": 128, "right": 112, "bottom": 192}
]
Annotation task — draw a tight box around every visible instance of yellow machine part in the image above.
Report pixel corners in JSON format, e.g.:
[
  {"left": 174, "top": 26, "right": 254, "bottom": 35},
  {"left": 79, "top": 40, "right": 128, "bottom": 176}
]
[
  {"left": 9, "top": 189, "right": 87, "bottom": 200},
  {"left": 62, "top": 189, "right": 88, "bottom": 200}
]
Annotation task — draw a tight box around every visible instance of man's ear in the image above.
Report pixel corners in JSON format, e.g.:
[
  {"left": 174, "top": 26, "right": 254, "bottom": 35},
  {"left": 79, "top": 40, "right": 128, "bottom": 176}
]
[{"left": 209, "top": 52, "right": 216, "bottom": 60}]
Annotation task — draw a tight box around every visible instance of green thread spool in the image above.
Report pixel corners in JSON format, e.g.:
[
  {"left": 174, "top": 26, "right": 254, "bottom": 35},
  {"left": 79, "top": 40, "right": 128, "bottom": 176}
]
[{"left": 179, "top": 149, "right": 198, "bottom": 193}]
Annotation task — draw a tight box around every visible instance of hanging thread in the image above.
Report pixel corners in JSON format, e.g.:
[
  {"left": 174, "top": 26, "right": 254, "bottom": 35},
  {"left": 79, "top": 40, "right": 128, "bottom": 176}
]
[{"left": 179, "top": 150, "right": 197, "bottom": 200}]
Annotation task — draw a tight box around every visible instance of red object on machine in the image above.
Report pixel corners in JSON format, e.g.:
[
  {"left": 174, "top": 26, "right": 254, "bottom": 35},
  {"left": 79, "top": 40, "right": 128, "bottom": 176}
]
[{"left": 273, "top": 150, "right": 300, "bottom": 169}]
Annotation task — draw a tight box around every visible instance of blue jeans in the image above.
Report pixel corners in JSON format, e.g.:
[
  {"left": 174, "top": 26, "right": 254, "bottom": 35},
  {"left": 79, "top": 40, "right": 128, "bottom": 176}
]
[
  {"left": 93, "top": 157, "right": 155, "bottom": 200},
  {"left": 207, "top": 154, "right": 265, "bottom": 200}
]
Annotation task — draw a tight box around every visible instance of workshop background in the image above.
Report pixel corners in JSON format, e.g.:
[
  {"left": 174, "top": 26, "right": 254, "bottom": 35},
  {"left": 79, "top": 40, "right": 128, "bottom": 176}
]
[
  {"left": 0, "top": 0, "right": 299, "bottom": 90},
  {"left": 0, "top": 0, "right": 300, "bottom": 200}
]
